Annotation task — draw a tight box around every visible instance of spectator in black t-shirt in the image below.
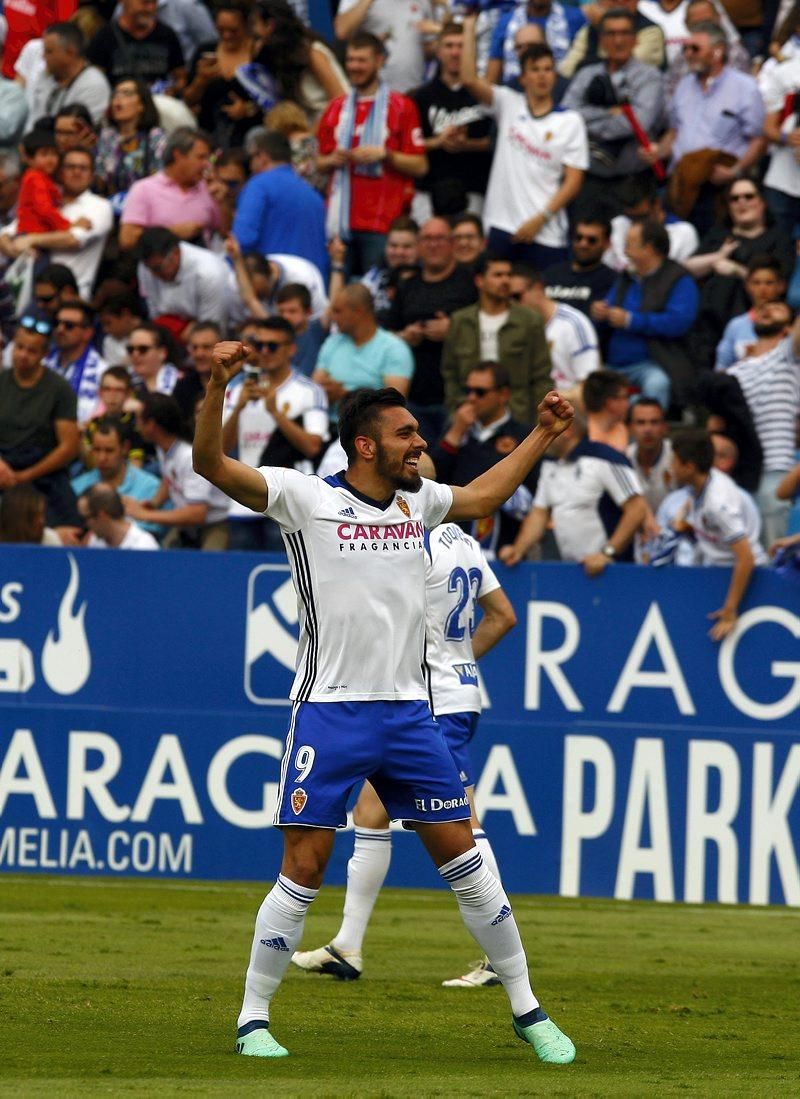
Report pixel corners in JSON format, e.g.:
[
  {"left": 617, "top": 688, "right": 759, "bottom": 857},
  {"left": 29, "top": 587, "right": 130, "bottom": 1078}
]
[
  {"left": 386, "top": 216, "right": 478, "bottom": 441},
  {"left": 543, "top": 213, "right": 615, "bottom": 319},
  {"left": 411, "top": 22, "right": 491, "bottom": 225},
  {"left": 87, "top": 0, "right": 186, "bottom": 94},
  {"left": 0, "top": 318, "right": 81, "bottom": 525}
]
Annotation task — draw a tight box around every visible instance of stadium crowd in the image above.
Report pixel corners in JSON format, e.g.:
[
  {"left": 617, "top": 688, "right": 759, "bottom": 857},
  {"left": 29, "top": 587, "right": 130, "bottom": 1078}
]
[{"left": 1, "top": 0, "right": 800, "bottom": 627}]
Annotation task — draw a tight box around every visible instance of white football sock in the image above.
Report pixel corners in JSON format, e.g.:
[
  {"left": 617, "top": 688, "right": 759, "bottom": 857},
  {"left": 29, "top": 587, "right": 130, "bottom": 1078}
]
[
  {"left": 472, "top": 828, "right": 500, "bottom": 882},
  {"left": 238, "top": 874, "right": 318, "bottom": 1029},
  {"left": 332, "top": 827, "right": 392, "bottom": 955},
  {"left": 439, "top": 847, "right": 538, "bottom": 1017}
]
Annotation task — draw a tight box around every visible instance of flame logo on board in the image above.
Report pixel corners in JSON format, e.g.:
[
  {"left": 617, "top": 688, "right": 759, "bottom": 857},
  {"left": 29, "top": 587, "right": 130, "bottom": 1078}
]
[{"left": 41, "top": 554, "right": 91, "bottom": 694}]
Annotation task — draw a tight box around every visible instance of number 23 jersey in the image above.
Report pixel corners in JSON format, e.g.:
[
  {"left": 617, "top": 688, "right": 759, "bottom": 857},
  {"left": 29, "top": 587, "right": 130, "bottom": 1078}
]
[{"left": 424, "top": 523, "right": 500, "bottom": 716}]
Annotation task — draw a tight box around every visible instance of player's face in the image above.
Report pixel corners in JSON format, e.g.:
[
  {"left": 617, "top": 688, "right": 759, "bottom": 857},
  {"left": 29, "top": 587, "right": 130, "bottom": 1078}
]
[
  {"left": 373, "top": 407, "right": 427, "bottom": 492},
  {"left": 629, "top": 404, "right": 666, "bottom": 448}
]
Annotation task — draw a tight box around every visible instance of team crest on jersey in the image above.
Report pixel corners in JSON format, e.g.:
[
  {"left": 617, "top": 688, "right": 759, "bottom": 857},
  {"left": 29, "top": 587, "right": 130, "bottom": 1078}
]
[
  {"left": 396, "top": 496, "right": 411, "bottom": 518},
  {"left": 291, "top": 788, "right": 308, "bottom": 815}
]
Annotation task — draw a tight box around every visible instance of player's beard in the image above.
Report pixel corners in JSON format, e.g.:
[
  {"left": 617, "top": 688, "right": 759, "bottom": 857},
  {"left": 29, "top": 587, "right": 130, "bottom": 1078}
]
[{"left": 375, "top": 444, "right": 423, "bottom": 493}]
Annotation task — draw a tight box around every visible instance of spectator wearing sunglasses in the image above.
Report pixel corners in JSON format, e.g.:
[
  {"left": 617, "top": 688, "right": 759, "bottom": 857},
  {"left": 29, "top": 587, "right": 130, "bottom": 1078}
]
[
  {"left": 542, "top": 214, "right": 615, "bottom": 320},
  {"left": 429, "top": 361, "right": 539, "bottom": 559},
  {"left": 222, "top": 316, "right": 329, "bottom": 552},
  {"left": 0, "top": 315, "right": 81, "bottom": 526},
  {"left": 44, "top": 300, "right": 109, "bottom": 425}
]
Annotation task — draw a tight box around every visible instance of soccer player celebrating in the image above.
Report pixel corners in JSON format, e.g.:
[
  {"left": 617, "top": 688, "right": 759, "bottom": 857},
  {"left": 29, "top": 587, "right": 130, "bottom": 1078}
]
[
  {"left": 193, "top": 341, "right": 575, "bottom": 1064},
  {"left": 293, "top": 516, "right": 518, "bottom": 988}
]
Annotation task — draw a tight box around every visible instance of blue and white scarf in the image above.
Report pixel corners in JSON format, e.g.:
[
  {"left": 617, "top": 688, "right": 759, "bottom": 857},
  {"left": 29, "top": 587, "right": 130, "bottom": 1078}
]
[
  {"left": 325, "top": 83, "right": 390, "bottom": 242},
  {"left": 502, "top": 2, "right": 572, "bottom": 81}
]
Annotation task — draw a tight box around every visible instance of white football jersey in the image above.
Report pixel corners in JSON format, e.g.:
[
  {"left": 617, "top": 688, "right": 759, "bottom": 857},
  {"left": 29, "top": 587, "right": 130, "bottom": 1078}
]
[
  {"left": 424, "top": 524, "right": 500, "bottom": 717},
  {"left": 686, "top": 468, "right": 768, "bottom": 567},
  {"left": 259, "top": 467, "right": 453, "bottom": 702}
]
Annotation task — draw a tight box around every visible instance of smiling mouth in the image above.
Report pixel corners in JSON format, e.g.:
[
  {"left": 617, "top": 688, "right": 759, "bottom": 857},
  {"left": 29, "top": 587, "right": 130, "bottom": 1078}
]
[{"left": 404, "top": 454, "right": 421, "bottom": 470}]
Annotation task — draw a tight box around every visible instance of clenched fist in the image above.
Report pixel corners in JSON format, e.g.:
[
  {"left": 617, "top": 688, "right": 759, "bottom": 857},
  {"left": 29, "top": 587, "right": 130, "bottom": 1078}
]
[
  {"left": 211, "top": 341, "right": 251, "bottom": 386},
  {"left": 537, "top": 391, "right": 574, "bottom": 437}
]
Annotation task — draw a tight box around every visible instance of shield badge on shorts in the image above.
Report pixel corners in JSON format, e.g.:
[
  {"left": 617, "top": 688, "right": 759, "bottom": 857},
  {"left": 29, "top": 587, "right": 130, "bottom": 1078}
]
[
  {"left": 396, "top": 496, "right": 411, "bottom": 518},
  {"left": 291, "top": 788, "right": 308, "bottom": 815}
]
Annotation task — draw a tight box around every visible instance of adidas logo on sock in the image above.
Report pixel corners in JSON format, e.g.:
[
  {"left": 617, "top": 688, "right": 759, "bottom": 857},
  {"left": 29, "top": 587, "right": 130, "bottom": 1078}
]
[
  {"left": 260, "top": 936, "right": 290, "bottom": 951},
  {"left": 338, "top": 507, "right": 357, "bottom": 518},
  {"left": 491, "top": 904, "right": 512, "bottom": 926}
]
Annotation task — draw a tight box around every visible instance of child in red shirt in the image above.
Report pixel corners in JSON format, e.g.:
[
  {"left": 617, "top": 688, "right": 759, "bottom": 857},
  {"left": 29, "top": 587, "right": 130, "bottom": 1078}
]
[{"left": 17, "top": 130, "right": 91, "bottom": 235}]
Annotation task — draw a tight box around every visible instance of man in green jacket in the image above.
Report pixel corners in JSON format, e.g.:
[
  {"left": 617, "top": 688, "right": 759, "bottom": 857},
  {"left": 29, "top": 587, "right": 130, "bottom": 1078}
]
[{"left": 441, "top": 254, "right": 553, "bottom": 423}]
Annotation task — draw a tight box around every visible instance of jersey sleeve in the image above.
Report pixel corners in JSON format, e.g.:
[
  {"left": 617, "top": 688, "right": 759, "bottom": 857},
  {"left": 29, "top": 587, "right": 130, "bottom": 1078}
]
[
  {"left": 396, "top": 95, "right": 425, "bottom": 155},
  {"left": 477, "top": 550, "right": 501, "bottom": 598},
  {"left": 594, "top": 456, "right": 643, "bottom": 506},
  {"left": 258, "top": 466, "right": 325, "bottom": 531},
  {"left": 562, "top": 111, "right": 590, "bottom": 171},
  {"left": 419, "top": 478, "right": 454, "bottom": 528},
  {"left": 709, "top": 497, "right": 748, "bottom": 545}
]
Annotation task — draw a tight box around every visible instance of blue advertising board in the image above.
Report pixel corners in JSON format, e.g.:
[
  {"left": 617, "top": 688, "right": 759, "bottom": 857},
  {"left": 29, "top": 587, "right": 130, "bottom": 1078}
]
[{"left": 0, "top": 546, "right": 798, "bottom": 905}]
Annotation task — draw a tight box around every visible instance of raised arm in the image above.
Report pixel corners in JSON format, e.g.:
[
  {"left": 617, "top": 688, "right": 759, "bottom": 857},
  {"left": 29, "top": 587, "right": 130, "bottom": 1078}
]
[
  {"left": 446, "top": 392, "right": 573, "bottom": 521},
  {"left": 192, "top": 341, "right": 269, "bottom": 513},
  {"left": 460, "top": 13, "right": 495, "bottom": 107}
]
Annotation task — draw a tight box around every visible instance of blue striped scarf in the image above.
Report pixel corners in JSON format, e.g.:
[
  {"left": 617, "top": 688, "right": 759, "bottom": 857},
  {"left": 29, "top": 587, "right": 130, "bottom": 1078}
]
[{"left": 326, "top": 83, "right": 390, "bottom": 242}]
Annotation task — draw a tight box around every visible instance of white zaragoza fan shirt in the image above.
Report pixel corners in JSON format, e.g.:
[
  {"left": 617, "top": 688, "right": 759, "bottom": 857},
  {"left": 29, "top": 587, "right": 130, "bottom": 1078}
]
[
  {"left": 425, "top": 523, "right": 500, "bottom": 717},
  {"left": 258, "top": 467, "right": 453, "bottom": 702}
]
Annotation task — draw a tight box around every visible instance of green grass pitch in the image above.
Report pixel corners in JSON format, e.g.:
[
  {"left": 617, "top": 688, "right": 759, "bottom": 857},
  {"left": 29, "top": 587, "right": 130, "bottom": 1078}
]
[{"left": 1, "top": 875, "right": 798, "bottom": 1097}]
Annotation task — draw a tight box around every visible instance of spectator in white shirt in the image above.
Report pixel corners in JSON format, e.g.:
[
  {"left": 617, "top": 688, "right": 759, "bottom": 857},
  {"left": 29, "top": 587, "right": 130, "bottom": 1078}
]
[
  {"left": 670, "top": 428, "right": 765, "bottom": 640},
  {"left": 0, "top": 147, "right": 113, "bottom": 298},
  {"left": 28, "top": 22, "right": 110, "bottom": 127},
  {"left": 509, "top": 263, "right": 600, "bottom": 400},
  {"left": 82, "top": 482, "right": 160, "bottom": 549},
  {"left": 124, "top": 392, "right": 230, "bottom": 549},
  {"left": 604, "top": 173, "right": 699, "bottom": 273},
  {"left": 137, "top": 226, "right": 232, "bottom": 333}
]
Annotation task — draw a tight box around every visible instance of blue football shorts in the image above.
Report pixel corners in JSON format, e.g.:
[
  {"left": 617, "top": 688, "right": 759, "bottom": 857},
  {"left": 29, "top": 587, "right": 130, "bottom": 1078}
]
[
  {"left": 436, "top": 711, "right": 479, "bottom": 788},
  {"left": 274, "top": 700, "right": 471, "bottom": 829}
]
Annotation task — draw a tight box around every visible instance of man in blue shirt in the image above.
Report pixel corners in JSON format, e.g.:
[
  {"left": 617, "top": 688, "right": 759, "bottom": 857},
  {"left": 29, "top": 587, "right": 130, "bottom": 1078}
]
[
  {"left": 592, "top": 219, "right": 699, "bottom": 413},
  {"left": 72, "top": 418, "right": 162, "bottom": 535},
  {"left": 233, "top": 130, "right": 327, "bottom": 276}
]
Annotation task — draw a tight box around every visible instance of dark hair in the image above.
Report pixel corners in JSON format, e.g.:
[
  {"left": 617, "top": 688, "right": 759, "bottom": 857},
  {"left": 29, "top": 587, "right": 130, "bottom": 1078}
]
[
  {"left": 247, "top": 129, "right": 292, "bottom": 163},
  {"left": 348, "top": 31, "right": 386, "bottom": 56},
  {"left": 252, "top": 314, "right": 297, "bottom": 340},
  {"left": 57, "top": 298, "right": 94, "bottom": 326},
  {"left": 138, "top": 226, "right": 179, "bottom": 261},
  {"left": 214, "top": 0, "right": 252, "bottom": 21},
  {"left": 190, "top": 320, "right": 223, "bottom": 339},
  {"left": 92, "top": 416, "right": 129, "bottom": 444},
  {"left": 101, "top": 365, "right": 134, "bottom": 387},
  {"left": 520, "top": 43, "right": 555, "bottom": 69},
  {"left": 388, "top": 215, "right": 419, "bottom": 235},
  {"left": 474, "top": 253, "right": 511, "bottom": 278},
  {"left": 583, "top": 369, "right": 629, "bottom": 412},
  {"left": 439, "top": 20, "right": 463, "bottom": 38},
  {"left": 86, "top": 482, "right": 125, "bottom": 520},
  {"left": 110, "top": 77, "right": 160, "bottom": 132},
  {"left": 619, "top": 172, "right": 658, "bottom": 209},
  {"left": 139, "top": 392, "right": 188, "bottom": 438},
  {"left": 130, "top": 320, "right": 171, "bottom": 350},
  {"left": 746, "top": 253, "right": 785, "bottom": 278},
  {"left": 469, "top": 361, "right": 511, "bottom": 389},
  {"left": 638, "top": 218, "right": 670, "bottom": 257},
  {"left": 254, "top": 0, "right": 320, "bottom": 107},
  {"left": 61, "top": 145, "right": 95, "bottom": 169},
  {"left": 510, "top": 261, "right": 540, "bottom": 287},
  {"left": 627, "top": 396, "right": 665, "bottom": 423},
  {"left": 275, "top": 282, "right": 311, "bottom": 311},
  {"left": 45, "top": 21, "right": 85, "bottom": 53},
  {"left": 215, "top": 147, "right": 248, "bottom": 172},
  {"left": 244, "top": 251, "right": 272, "bottom": 278},
  {"left": 55, "top": 103, "right": 95, "bottom": 132},
  {"left": 0, "top": 484, "right": 46, "bottom": 543},
  {"left": 600, "top": 8, "right": 636, "bottom": 32},
  {"left": 99, "top": 290, "right": 141, "bottom": 317},
  {"left": 672, "top": 428, "right": 714, "bottom": 473},
  {"left": 22, "top": 129, "right": 58, "bottom": 157},
  {"left": 339, "top": 387, "right": 409, "bottom": 462},
  {"left": 572, "top": 210, "right": 612, "bottom": 238},
  {"left": 36, "top": 263, "right": 78, "bottom": 292}
]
